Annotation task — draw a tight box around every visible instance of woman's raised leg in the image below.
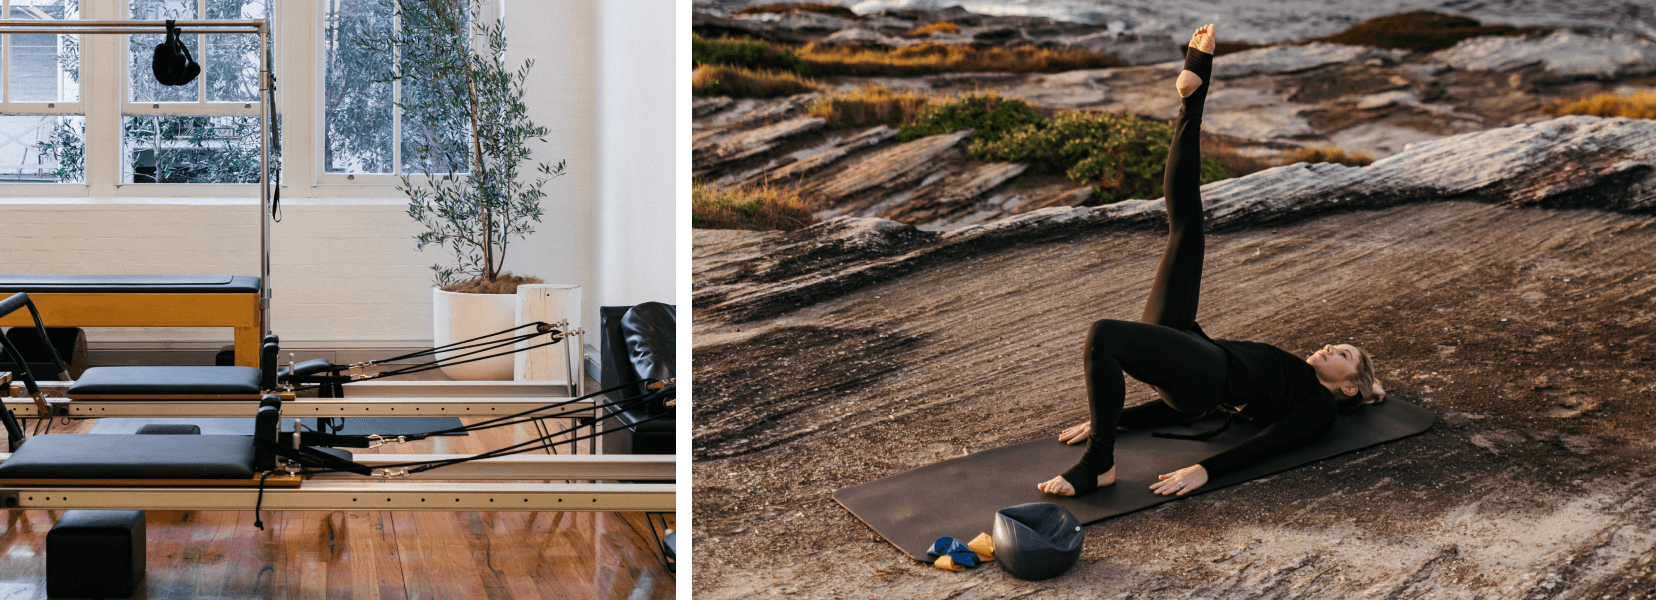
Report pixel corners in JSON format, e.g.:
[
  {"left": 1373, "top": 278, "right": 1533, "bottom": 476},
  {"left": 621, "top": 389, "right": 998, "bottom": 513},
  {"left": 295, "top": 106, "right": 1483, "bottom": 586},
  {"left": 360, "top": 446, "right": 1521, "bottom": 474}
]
[{"left": 1140, "top": 24, "right": 1216, "bottom": 330}]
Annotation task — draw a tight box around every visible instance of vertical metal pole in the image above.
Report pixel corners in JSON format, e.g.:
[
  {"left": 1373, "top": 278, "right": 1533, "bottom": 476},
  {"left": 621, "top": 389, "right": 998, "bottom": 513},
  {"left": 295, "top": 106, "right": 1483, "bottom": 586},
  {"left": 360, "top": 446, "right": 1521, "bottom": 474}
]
[{"left": 258, "top": 20, "right": 270, "bottom": 337}]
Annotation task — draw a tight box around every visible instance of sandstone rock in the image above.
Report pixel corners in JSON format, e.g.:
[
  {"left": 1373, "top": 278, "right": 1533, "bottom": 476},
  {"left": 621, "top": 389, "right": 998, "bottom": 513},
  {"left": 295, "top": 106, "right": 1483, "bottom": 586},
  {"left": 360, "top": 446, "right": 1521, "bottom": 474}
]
[
  {"left": 694, "top": 96, "right": 735, "bottom": 118},
  {"left": 736, "top": 125, "right": 899, "bottom": 188},
  {"left": 696, "top": 116, "right": 1656, "bottom": 321},
  {"left": 875, "top": 161, "right": 1029, "bottom": 225},
  {"left": 1213, "top": 43, "right": 1406, "bottom": 79},
  {"left": 705, "top": 93, "right": 823, "bottom": 131},
  {"left": 820, "top": 27, "right": 903, "bottom": 49},
  {"left": 1063, "top": 30, "right": 1183, "bottom": 66},
  {"left": 1431, "top": 31, "right": 1656, "bottom": 78},
  {"left": 693, "top": 117, "right": 827, "bottom": 175},
  {"left": 1206, "top": 86, "right": 1317, "bottom": 139},
  {"left": 802, "top": 130, "right": 971, "bottom": 206}
]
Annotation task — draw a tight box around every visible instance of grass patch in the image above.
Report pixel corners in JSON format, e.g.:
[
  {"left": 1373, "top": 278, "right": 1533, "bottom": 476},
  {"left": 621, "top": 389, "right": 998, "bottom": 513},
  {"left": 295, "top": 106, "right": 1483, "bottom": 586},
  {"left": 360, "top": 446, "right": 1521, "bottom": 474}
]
[
  {"left": 798, "top": 42, "right": 1121, "bottom": 76},
  {"left": 731, "top": 3, "right": 859, "bottom": 20},
  {"left": 1287, "top": 146, "right": 1376, "bottom": 167},
  {"left": 692, "top": 182, "right": 817, "bottom": 231},
  {"left": 808, "top": 86, "right": 931, "bottom": 127},
  {"left": 693, "top": 35, "right": 808, "bottom": 72},
  {"left": 1543, "top": 90, "right": 1656, "bottom": 119},
  {"left": 907, "top": 21, "right": 961, "bottom": 37},
  {"left": 896, "top": 93, "right": 1046, "bottom": 142},
  {"left": 1205, "top": 141, "right": 1281, "bottom": 177},
  {"left": 1314, "top": 10, "right": 1547, "bottom": 52},
  {"left": 693, "top": 65, "right": 818, "bottom": 98}
]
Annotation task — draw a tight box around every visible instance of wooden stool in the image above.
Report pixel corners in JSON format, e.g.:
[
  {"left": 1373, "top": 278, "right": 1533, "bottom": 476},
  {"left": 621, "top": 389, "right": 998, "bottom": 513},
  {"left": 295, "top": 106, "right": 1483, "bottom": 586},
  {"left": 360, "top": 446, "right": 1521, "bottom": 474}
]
[{"left": 47, "top": 510, "right": 146, "bottom": 598}]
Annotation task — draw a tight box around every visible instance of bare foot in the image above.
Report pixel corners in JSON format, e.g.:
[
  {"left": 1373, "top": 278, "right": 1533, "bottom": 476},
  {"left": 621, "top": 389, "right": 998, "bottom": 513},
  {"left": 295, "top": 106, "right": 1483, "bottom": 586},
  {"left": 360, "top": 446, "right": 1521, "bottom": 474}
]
[
  {"left": 1176, "top": 24, "right": 1217, "bottom": 98},
  {"left": 1037, "top": 466, "right": 1117, "bottom": 497}
]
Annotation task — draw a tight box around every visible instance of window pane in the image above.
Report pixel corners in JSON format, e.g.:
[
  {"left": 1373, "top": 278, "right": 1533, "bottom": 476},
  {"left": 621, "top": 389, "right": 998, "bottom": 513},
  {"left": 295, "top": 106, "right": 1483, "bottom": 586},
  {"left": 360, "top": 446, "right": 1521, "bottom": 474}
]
[
  {"left": 322, "top": 0, "right": 393, "bottom": 173},
  {"left": 129, "top": 0, "right": 200, "bottom": 103},
  {"left": 204, "top": 0, "right": 265, "bottom": 102},
  {"left": 0, "top": 114, "right": 85, "bottom": 183},
  {"left": 397, "top": 0, "right": 468, "bottom": 175},
  {"left": 6, "top": 0, "right": 80, "bottom": 103},
  {"left": 123, "top": 114, "right": 267, "bottom": 183}
]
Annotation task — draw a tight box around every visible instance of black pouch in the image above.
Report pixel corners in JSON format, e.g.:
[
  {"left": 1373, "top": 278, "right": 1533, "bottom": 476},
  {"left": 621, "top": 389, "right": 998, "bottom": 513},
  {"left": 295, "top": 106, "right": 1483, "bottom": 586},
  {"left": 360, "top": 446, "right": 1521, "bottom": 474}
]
[{"left": 151, "top": 19, "right": 201, "bottom": 86}]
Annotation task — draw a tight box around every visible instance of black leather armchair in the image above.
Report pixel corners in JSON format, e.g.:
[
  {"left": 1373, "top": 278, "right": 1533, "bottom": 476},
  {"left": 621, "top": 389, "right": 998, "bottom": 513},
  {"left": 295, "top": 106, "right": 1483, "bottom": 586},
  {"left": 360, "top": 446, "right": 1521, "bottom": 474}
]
[{"left": 598, "top": 302, "right": 675, "bottom": 455}]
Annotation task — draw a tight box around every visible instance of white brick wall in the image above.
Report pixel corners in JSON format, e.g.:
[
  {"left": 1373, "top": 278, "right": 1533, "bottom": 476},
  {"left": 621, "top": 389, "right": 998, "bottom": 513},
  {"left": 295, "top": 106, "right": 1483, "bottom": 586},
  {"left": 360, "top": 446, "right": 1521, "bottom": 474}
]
[{"left": 0, "top": 199, "right": 435, "bottom": 347}]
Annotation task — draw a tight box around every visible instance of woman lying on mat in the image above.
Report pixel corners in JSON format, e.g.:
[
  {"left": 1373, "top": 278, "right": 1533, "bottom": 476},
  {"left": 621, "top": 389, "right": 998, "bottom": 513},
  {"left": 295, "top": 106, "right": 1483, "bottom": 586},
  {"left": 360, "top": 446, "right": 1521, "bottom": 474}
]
[{"left": 1037, "top": 24, "right": 1386, "bottom": 498}]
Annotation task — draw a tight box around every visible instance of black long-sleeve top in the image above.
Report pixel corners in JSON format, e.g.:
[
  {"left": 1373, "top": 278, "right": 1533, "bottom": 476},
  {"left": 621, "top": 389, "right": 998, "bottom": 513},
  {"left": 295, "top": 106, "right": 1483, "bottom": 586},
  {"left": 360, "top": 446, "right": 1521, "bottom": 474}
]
[{"left": 1120, "top": 323, "right": 1337, "bottom": 477}]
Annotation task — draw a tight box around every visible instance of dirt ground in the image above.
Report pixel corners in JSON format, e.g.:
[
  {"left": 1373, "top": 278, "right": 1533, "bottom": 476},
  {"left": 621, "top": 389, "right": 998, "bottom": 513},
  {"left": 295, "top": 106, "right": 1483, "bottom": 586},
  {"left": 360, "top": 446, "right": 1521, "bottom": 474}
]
[{"left": 691, "top": 200, "right": 1656, "bottom": 598}]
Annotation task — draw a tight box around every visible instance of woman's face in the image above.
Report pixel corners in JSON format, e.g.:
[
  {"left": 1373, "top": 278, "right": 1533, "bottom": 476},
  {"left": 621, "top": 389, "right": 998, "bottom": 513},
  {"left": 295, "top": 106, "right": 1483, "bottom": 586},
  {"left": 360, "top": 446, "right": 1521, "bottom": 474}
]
[{"left": 1307, "top": 344, "right": 1360, "bottom": 384}]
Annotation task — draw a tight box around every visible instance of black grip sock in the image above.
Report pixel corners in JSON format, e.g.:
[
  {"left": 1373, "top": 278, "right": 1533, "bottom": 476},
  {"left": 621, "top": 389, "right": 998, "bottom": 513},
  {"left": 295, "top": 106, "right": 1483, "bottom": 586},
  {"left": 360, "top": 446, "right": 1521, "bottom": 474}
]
[{"left": 1181, "top": 44, "right": 1213, "bottom": 118}]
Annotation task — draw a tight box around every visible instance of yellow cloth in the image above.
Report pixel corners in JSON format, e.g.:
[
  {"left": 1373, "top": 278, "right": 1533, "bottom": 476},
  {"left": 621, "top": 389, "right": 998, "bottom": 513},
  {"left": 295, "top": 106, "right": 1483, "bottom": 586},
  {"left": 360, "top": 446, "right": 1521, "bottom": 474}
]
[
  {"left": 967, "top": 532, "right": 995, "bottom": 562},
  {"left": 933, "top": 555, "right": 966, "bottom": 571}
]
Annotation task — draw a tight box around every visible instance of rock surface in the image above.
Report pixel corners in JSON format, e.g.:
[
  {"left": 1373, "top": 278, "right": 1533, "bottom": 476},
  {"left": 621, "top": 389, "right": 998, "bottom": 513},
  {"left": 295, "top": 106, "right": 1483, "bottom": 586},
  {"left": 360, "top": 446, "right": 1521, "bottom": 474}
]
[
  {"left": 696, "top": 116, "right": 1656, "bottom": 323},
  {"left": 695, "top": 10, "right": 1656, "bottom": 230},
  {"left": 1432, "top": 30, "right": 1656, "bottom": 79},
  {"left": 692, "top": 115, "right": 1656, "bottom": 600}
]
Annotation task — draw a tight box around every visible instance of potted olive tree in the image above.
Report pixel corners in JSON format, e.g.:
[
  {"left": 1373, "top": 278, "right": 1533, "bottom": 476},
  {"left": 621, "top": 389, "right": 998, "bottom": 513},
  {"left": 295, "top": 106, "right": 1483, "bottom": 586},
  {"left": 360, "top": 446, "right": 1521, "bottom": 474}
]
[{"left": 361, "top": 0, "right": 564, "bottom": 379}]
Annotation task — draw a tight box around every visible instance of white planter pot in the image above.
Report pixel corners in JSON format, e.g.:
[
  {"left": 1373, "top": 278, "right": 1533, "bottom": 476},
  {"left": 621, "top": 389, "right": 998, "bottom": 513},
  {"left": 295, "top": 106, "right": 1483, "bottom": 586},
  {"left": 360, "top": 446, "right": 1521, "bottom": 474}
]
[{"left": 432, "top": 288, "right": 518, "bottom": 380}]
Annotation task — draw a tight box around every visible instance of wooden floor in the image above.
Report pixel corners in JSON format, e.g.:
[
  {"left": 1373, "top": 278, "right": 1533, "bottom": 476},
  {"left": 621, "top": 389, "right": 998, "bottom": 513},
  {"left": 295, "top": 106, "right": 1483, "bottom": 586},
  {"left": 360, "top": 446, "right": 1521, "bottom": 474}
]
[{"left": 0, "top": 385, "right": 675, "bottom": 599}]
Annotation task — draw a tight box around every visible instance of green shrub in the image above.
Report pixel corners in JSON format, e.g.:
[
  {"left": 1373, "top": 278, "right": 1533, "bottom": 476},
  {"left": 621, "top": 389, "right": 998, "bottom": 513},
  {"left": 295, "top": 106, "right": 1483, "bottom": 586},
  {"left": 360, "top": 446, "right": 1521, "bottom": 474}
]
[
  {"left": 692, "top": 35, "right": 808, "bottom": 72},
  {"left": 973, "top": 111, "right": 1230, "bottom": 204},
  {"left": 896, "top": 93, "right": 1045, "bottom": 143}
]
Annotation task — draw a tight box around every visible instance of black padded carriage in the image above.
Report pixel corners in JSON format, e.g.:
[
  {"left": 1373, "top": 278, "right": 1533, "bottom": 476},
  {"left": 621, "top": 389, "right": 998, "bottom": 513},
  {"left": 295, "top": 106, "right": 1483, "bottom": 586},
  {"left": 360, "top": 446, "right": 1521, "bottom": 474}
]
[
  {"left": 0, "top": 434, "right": 257, "bottom": 479},
  {"left": 69, "top": 366, "right": 263, "bottom": 398}
]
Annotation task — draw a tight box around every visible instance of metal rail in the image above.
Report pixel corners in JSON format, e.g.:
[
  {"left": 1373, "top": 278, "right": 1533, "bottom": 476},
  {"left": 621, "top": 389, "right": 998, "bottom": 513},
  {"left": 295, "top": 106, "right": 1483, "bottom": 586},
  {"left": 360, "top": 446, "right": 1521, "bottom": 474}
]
[
  {"left": 0, "top": 453, "right": 674, "bottom": 481},
  {"left": 0, "top": 482, "right": 674, "bottom": 512},
  {"left": 2, "top": 396, "right": 597, "bottom": 419}
]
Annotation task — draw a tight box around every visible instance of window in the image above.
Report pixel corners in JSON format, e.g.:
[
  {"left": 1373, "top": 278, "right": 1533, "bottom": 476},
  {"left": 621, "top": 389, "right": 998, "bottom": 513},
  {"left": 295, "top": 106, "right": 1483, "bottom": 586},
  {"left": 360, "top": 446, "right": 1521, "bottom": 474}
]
[
  {"left": 322, "top": 0, "right": 474, "bottom": 177},
  {"left": 0, "top": 0, "right": 82, "bottom": 183},
  {"left": 123, "top": 0, "right": 269, "bottom": 184},
  {"left": 0, "top": 1, "right": 477, "bottom": 194}
]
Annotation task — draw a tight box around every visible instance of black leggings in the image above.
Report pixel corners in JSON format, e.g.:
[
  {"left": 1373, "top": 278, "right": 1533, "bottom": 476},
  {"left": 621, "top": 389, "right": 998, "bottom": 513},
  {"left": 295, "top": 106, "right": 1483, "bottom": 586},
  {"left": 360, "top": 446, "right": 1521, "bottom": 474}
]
[{"left": 1063, "top": 45, "right": 1226, "bottom": 484}]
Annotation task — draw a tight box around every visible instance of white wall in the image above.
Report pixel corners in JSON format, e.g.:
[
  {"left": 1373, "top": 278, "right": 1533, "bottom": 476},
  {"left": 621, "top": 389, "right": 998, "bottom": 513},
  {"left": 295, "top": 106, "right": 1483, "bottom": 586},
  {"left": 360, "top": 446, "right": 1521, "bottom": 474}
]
[{"left": 591, "top": 0, "right": 679, "bottom": 325}]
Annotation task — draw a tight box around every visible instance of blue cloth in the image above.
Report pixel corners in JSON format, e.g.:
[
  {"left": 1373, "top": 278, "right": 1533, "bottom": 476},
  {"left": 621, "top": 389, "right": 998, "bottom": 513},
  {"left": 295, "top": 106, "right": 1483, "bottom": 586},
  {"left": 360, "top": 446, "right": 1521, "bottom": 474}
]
[{"left": 927, "top": 536, "right": 980, "bottom": 568}]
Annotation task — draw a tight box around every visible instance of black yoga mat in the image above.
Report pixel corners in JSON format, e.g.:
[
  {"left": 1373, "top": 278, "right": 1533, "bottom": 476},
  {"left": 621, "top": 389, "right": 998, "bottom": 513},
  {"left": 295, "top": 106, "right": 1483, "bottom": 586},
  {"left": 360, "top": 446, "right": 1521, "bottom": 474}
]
[{"left": 833, "top": 399, "right": 1435, "bottom": 562}]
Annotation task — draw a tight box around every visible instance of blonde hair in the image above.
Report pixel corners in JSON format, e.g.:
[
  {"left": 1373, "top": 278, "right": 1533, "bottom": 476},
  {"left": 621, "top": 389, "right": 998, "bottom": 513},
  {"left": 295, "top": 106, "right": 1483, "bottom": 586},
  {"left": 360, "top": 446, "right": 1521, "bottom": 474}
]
[{"left": 1342, "top": 346, "right": 1385, "bottom": 406}]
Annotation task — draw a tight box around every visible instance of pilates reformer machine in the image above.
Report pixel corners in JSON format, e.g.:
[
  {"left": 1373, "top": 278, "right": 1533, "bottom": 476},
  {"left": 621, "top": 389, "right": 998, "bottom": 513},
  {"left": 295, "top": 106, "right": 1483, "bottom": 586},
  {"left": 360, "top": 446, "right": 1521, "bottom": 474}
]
[
  {"left": 0, "top": 18, "right": 595, "bottom": 428},
  {"left": 0, "top": 293, "right": 675, "bottom": 515}
]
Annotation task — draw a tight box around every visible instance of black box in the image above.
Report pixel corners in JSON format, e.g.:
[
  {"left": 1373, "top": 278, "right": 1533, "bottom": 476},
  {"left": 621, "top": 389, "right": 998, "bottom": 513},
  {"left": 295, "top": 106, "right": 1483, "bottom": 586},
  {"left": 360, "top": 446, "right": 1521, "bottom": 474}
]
[{"left": 47, "top": 510, "right": 146, "bottom": 598}]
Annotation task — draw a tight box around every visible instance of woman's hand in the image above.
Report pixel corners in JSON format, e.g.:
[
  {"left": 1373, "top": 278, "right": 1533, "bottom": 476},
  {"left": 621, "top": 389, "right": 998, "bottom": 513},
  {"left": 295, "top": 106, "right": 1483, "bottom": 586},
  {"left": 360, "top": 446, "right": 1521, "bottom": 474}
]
[
  {"left": 1059, "top": 421, "right": 1092, "bottom": 445},
  {"left": 1150, "top": 464, "right": 1208, "bottom": 496}
]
